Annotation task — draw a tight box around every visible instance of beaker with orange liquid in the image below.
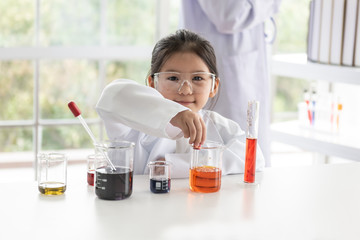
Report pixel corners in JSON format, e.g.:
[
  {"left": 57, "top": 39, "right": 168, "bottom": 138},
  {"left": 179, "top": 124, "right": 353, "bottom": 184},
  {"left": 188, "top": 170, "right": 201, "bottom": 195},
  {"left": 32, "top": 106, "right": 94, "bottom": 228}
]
[{"left": 189, "top": 141, "right": 224, "bottom": 193}]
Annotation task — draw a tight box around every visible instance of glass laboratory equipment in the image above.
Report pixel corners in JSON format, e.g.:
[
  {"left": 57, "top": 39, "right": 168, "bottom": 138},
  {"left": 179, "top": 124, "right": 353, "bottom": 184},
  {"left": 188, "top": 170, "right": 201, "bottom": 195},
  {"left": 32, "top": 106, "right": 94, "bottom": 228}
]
[
  {"left": 190, "top": 141, "right": 224, "bottom": 193},
  {"left": 94, "top": 140, "right": 134, "bottom": 200},
  {"left": 148, "top": 161, "right": 171, "bottom": 193},
  {"left": 87, "top": 154, "right": 97, "bottom": 186},
  {"left": 244, "top": 100, "right": 260, "bottom": 184},
  {"left": 38, "top": 153, "right": 67, "bottom": 195}
]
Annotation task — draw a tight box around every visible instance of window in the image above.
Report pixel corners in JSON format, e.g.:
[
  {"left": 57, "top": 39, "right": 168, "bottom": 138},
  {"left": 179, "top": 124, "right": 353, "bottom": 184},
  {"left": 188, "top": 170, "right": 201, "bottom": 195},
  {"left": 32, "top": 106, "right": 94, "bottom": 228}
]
[
  {"left": 0, "top": 0, "right": 180, "bottom": 168},
  {"left": 272, "top": 0, "right": 312, "bottom": 121}
]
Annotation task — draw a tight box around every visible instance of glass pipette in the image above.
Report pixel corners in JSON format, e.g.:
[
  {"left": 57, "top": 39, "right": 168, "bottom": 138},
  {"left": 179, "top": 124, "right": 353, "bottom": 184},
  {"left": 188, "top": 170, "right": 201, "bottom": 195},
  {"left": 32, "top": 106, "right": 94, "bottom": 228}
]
[{"left": 68, "top": 101, "right": 116, "bottom": 171}]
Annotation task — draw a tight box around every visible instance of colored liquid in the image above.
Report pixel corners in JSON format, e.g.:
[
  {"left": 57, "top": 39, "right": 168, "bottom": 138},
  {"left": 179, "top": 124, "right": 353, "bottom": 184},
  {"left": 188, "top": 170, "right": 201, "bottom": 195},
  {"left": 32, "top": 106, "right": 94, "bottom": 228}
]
[
  {"left": 95, "top": 167, "right": 133, "bottom": 200},
  {"left": 38, "top": 182, "right": 66, "bottom": 195},
  {"left": 150, "top": 178, "right": 171, "bottom": 193},
  {"left": 87, "top": 170, "right": 94, "bottom": 186},
  {"left": 189, "top": 166, "right": 221, "bottom": 193},
  {"left": 244, "top": 138, "right": 257, "bottom": 183}
]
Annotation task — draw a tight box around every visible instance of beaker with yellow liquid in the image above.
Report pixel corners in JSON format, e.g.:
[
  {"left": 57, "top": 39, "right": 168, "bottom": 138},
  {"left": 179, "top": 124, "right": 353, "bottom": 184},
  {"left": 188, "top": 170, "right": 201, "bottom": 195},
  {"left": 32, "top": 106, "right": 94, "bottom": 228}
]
[{"left": 37, "top": 153, "right": 67, "bottom": 195}]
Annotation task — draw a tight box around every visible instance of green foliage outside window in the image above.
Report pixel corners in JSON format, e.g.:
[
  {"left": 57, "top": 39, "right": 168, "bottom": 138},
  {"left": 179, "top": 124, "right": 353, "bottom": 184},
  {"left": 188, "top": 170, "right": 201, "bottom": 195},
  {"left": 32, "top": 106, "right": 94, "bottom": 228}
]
[
  {"left": 0, "top": 61, "right": 33, "bottom": 121},
  {"left": 0, "top": 0, "right": 34, "bottom": 47},
  {"left": 0, "top": 0, "right": 157, "bottom": 154}
]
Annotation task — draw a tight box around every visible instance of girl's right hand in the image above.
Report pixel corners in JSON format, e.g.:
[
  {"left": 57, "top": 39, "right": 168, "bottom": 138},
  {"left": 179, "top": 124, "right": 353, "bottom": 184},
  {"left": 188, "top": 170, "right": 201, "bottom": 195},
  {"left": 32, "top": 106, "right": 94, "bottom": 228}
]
[{"left": 170, "top": 110, "right": 206, "bottom": 147}]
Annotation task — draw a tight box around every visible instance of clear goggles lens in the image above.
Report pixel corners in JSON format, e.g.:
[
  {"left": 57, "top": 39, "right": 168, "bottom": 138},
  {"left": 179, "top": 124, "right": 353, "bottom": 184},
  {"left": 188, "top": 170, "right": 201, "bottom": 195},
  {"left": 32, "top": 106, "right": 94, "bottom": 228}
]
[{"left": 153, "top": 72, "right": 216, "bottom": 94}]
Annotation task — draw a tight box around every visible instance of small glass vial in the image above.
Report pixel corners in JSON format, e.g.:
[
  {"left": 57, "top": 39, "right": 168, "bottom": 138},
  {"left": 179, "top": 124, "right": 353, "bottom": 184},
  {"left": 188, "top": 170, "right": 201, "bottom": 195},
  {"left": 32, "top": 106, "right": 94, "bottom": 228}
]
[
  {"left": 148, "top": 161, "right": 171, "bottom": 193},
  {"left": 38, "top": 153, "right": 67, "bottom": 195},
  {"left": 87, "top": 154, "right": 97, "bottom": 186}
]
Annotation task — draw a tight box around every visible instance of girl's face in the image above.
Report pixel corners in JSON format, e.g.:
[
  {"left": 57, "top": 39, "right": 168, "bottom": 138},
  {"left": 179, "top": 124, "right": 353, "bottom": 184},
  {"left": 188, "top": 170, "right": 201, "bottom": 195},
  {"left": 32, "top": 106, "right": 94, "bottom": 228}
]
[{"left": 149, "top": 52, "right": 219, "bottom": 113}]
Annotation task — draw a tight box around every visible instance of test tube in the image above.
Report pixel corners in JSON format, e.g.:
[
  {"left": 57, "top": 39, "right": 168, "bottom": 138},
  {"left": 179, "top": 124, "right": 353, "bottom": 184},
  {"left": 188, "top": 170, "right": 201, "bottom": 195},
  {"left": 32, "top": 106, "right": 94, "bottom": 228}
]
[
  {"left": 311, "top": 90, "right": 317, "bottom": 126},
  {"left": 337, "top": 100, "right": 343, "bottom": 132},
  {"left": 304, "top": 89, "right": 312, "bottom": 125},
  {"left": 244, "top": 100, "right": 260, "bottom": 184}
]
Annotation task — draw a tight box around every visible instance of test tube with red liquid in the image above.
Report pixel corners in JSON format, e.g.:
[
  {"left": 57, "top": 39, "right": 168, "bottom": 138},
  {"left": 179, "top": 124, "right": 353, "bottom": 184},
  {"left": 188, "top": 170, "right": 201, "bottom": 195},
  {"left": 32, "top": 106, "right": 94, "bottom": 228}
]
[{"left": 244, "top": 100, "right": 260, "bottom": 184}]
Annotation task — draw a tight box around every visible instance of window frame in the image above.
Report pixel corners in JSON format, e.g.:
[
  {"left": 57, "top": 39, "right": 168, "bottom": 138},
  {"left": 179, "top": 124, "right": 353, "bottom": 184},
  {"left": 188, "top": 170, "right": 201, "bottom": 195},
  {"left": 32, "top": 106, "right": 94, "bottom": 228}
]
[{"left": 0, "top": 0, "right": 173, "bottom": 177}]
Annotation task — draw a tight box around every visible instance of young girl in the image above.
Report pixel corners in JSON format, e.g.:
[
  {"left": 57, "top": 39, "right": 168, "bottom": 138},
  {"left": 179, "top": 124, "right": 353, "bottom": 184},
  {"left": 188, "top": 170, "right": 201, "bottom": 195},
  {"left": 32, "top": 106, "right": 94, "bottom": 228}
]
[{"left": 96, "top": 29, "right": 264, "bottom": 178}]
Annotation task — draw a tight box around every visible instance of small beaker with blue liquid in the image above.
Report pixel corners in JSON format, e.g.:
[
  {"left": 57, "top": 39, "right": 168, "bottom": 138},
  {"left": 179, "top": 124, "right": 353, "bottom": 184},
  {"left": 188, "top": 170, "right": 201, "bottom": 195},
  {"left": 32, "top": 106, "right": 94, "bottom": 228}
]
[{"left": 148, "top": 161, "right": 171, "bottom": 193}]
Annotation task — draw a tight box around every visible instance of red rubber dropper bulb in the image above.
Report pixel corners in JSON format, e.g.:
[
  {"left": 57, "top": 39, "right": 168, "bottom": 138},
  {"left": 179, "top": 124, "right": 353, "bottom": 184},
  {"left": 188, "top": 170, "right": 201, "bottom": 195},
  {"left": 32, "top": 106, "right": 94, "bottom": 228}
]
[{"left": 68, "top": 101, "right": 81, "bottom": 117}]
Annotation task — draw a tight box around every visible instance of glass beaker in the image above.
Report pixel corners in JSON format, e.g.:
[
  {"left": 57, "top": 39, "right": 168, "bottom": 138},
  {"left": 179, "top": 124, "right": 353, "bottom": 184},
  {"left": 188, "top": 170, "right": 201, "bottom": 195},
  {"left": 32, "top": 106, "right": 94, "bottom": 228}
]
[
  {"left": 147, "top": 161, "right": 171, "bottom": 193},
  {"left": 37, "top": 153, "right": 67, "bottom": 195},
  {"left": 244, "top": 100, "right": 260, "bottom": 184},
  {"left": 189, "top": 141, "right": 224, "bottom": 193},
  {"left": 94, "top": 140, "right": 134, "bottom": 200}
]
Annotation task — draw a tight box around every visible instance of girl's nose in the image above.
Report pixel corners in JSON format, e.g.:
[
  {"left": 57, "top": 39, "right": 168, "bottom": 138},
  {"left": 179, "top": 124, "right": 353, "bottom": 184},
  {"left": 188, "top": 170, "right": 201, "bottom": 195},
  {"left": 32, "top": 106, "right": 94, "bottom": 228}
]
[{"left": 177, "top": 80, "right": 193, "bottom": 95}]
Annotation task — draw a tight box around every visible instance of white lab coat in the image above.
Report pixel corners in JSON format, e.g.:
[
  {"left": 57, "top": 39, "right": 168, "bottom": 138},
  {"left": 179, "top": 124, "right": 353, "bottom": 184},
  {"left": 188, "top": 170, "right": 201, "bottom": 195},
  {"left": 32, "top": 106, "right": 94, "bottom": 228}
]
[
  {"left": 181, "top": 0, "right": 281, "bottom": 166},
  {"left": 96, "top": 79, "right": 265, "bottom": 178}
]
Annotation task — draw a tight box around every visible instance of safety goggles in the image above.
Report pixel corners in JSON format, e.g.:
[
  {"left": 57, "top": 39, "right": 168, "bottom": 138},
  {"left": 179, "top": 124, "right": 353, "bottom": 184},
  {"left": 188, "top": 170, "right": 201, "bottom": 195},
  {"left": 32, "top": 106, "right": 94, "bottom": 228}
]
[{"left": 153, "top": 72, "right": 216, "bottom": 94}]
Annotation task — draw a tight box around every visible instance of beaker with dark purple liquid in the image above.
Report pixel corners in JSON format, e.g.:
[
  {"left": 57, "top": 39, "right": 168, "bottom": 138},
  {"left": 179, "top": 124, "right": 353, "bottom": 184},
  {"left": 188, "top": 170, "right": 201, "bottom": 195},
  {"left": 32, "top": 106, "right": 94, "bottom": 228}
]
[
  {"left": 95, "top": 140, "right": 134, "bottom": 200},
  {"left": 95, "top": 167, "right": 133, "bottom": 200}
]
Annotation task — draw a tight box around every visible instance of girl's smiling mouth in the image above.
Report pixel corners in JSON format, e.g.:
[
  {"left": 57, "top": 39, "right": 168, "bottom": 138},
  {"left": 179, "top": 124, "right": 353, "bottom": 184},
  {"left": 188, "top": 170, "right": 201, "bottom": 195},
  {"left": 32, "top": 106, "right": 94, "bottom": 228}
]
[{"left": 175, "top": 100, "right": 195, "bottom": 106}]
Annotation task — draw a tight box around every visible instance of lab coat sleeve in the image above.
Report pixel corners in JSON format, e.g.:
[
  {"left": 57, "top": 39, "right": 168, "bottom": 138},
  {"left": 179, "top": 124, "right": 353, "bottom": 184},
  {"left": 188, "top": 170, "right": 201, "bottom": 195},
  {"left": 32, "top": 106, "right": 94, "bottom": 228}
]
[
  {"left": 96, "top": 79, "right": 189, "bottom": 139},
  {"left": 196, "top": 0, "right": 281, "bottom": 33}
]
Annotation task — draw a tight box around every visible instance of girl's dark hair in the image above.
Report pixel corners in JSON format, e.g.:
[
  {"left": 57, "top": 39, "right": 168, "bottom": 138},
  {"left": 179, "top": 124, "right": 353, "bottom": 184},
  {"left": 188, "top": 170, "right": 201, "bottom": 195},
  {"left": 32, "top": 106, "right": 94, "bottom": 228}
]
[
  {"left": 148, "top": 29, "right": 220, "bottom": 110},
  {"left": 149, "top": 29, "right": 218, "bottom": 77}
]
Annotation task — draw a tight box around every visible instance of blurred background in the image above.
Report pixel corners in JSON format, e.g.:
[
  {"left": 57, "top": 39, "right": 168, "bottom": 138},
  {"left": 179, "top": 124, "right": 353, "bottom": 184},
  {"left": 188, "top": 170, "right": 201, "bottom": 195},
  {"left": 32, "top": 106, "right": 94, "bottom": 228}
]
[{"left": 1, "top": 0, "right": 359, "bottom": 173}]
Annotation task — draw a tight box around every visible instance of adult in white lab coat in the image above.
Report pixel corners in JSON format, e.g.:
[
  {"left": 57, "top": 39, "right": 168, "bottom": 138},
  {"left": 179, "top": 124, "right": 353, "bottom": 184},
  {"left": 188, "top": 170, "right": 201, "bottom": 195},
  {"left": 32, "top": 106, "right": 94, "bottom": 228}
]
[{"left": 181, "top": 0, "right": 281, "bottom": 166}]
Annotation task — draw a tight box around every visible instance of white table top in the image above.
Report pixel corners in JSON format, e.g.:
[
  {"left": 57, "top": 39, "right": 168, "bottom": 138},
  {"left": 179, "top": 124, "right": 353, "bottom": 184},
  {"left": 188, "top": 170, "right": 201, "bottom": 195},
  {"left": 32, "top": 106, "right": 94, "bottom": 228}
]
[{"left": 1, "top": 163, "right": 360, "bottom": 240}]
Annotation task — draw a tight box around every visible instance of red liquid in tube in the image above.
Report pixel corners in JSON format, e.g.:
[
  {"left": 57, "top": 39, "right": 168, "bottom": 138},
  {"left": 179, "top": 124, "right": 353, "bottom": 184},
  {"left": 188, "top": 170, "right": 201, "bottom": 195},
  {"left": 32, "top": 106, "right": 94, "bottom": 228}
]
[
  {"left": 87, "top": 170, "right": 94, "bottom": 186},
  {"left": 244, "top": 138, "right": 257, "bottom": 183}
]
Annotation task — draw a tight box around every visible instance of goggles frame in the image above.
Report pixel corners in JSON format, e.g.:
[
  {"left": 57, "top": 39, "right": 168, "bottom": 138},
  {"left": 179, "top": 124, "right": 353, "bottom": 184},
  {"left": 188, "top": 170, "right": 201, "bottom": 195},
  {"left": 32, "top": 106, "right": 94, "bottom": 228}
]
[{"left": 153, "top": 71, "right": 217, "bottom": 93}]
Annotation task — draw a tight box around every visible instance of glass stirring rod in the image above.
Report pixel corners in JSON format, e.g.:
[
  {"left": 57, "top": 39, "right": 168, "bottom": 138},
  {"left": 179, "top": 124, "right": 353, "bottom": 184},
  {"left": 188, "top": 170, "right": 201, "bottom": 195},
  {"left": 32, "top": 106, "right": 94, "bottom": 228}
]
[{"left": 68, "top": 101, "right": 116, "bottom": 171}]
